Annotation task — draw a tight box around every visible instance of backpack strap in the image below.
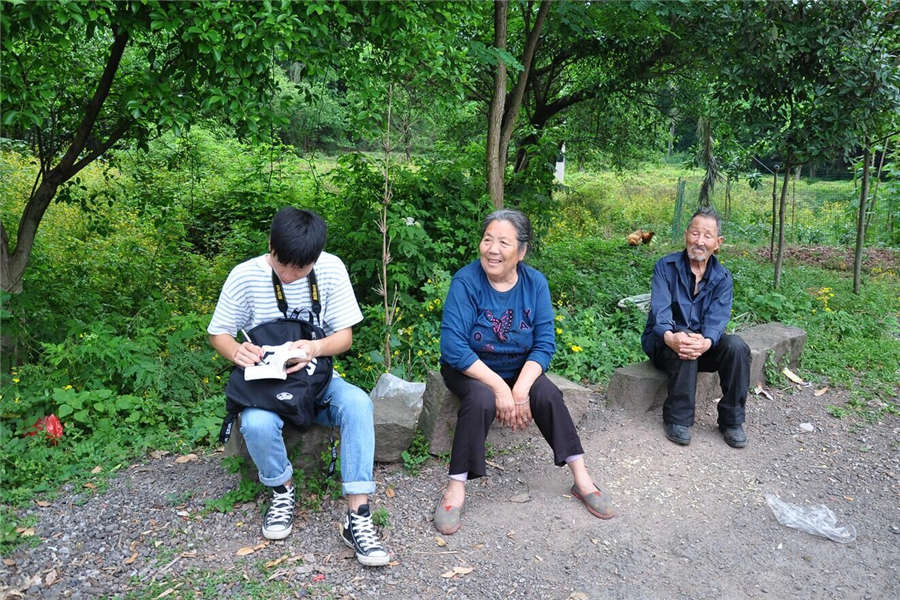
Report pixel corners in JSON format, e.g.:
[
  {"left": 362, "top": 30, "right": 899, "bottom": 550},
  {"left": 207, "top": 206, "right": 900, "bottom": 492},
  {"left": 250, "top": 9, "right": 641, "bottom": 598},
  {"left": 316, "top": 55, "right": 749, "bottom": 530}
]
[{"left": 271, "top": 268, "right": 322, "bottom": 323}]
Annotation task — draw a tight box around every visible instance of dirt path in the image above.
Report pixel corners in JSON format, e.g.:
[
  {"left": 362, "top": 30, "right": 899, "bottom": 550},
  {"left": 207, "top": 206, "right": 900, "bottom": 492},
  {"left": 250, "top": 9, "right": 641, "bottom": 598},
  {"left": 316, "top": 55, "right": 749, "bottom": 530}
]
[{"left": 3, "top": 384, "right": 898, "bottom": 599}]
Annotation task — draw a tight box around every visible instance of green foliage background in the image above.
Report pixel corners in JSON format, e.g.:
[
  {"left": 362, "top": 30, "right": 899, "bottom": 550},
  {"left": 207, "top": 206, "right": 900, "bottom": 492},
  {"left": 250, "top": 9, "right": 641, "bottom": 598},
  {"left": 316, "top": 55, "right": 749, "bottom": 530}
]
[{"left": 1, "top": 131, "right": 898, "bottom": 554}]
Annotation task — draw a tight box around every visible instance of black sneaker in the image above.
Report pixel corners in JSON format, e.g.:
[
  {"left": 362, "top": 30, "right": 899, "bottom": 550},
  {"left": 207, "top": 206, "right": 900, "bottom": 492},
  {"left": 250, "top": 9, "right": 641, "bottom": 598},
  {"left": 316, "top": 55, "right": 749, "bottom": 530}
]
[
  {"left": 341, "top": 504, "right": 389, "bottom": 567},
  {"left": 262, "top": 484, "right": 294, "bottom": 540}
]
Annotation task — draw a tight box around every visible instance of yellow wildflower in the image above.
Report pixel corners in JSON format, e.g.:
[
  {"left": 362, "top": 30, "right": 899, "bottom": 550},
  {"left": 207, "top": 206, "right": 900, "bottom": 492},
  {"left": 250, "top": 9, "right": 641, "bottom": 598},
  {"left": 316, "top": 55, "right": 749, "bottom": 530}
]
[{"left": 571, "top": 345, "right": 583, "bottom": 353}]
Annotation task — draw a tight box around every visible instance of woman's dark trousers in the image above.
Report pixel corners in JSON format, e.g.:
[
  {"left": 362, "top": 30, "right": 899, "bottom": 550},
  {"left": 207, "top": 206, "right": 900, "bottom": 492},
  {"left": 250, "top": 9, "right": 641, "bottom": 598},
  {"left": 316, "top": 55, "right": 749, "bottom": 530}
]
[{"left": 440, "top": 364, "right": 584, "bottom": 479}]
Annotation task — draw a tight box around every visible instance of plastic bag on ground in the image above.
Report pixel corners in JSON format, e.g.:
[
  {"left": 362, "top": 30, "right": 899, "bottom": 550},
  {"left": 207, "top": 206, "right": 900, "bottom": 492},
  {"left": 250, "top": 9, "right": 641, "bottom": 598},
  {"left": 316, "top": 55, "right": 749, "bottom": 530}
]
[{"left": 765, "top": 493, "right": 857, "bottom": 543}]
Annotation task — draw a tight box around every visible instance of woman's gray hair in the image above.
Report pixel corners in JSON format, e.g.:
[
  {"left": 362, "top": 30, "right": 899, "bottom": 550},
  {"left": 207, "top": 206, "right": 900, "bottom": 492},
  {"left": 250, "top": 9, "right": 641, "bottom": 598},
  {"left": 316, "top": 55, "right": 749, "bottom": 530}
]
[{"left": 482, "top": 209, "right": 532, "bottom": 253}]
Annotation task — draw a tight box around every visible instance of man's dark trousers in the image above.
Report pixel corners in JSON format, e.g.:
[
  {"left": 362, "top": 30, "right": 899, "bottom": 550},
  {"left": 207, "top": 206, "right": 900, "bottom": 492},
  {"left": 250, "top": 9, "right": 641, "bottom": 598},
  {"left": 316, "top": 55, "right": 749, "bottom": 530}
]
[{"left": 649, "top": 334, "right": 750, "bottom": 427}]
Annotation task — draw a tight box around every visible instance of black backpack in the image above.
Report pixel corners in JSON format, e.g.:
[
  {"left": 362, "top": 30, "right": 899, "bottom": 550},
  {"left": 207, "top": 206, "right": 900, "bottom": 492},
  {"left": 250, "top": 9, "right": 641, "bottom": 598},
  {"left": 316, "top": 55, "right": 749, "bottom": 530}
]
[{"left": 219, "top": 269, "right": 333, "bottom": 443}]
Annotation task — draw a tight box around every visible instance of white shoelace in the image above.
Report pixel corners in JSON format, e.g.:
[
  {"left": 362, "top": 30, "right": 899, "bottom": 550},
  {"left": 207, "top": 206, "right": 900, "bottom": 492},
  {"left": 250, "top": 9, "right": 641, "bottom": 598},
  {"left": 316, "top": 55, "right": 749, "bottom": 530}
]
[
  {"left": 266, "top": 488, "right": 294, "bottom": 526},
  {"left": 349, "top": 512, "right": 383, "bottom": 552}
]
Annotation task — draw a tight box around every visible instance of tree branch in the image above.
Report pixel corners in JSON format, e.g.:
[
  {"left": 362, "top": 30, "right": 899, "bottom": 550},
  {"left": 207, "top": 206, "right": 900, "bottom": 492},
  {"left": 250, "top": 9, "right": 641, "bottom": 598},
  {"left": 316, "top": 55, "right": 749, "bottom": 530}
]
[
  {"left": 499, "top": 0, "right": 551, "bottom": 161},
  {"left": 55, "top": 27, "right": 129, "bottom": 177}
]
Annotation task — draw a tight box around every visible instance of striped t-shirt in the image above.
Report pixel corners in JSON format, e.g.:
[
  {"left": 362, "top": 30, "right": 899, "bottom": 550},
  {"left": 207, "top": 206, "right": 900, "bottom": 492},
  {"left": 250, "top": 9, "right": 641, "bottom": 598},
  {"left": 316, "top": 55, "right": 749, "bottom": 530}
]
[{"left": 207, "top": 252, "right": 363, "bottom": 337}]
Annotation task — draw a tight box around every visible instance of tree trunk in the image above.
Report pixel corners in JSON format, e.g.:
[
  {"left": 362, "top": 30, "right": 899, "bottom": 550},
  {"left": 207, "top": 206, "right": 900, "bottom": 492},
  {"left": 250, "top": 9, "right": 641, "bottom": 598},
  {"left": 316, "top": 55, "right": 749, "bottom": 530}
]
[
  {"left": 498, "top": 0, "right": 551, "bottom": 165},
  {"left": 853, "top": 146, "right": 871, "bottom": 295},
  {"left": 774, "top": 162, "right": 790, "bottom": 289},
  {"left": 864, "top": 136, "right": 890, "bottom": 232},
  {"left": 769, "top": 167, "right": 778, "bottom": 262},
  {"left": 1, "top": 28, "right": 129, "bottom": 296},
  {"left": 1, "top": 176, "right": 65, "bottom": 294},
  {"left": 486, "top": 0, "right": 509, "bottom": 209}
]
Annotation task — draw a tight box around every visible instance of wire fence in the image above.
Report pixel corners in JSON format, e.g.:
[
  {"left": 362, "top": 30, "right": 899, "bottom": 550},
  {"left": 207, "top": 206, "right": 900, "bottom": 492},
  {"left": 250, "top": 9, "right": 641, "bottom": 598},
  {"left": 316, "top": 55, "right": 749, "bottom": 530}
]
[{"left": 671, "top": 174, "right": 898, "bottom": 249}]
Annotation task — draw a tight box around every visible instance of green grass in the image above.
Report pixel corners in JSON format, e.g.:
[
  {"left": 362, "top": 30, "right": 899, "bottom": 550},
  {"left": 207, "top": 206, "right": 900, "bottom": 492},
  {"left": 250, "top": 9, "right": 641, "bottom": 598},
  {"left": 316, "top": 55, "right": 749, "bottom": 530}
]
[{"left": 554, "top": 165, "right": 870, "bottom": 246}]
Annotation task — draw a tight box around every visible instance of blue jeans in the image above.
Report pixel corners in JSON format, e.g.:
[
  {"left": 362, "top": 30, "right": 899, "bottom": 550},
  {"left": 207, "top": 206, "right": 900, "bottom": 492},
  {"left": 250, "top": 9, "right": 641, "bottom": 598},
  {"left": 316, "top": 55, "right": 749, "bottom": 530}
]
[{"left": 240, "top": 375, "right": 376, "bottom": 496}]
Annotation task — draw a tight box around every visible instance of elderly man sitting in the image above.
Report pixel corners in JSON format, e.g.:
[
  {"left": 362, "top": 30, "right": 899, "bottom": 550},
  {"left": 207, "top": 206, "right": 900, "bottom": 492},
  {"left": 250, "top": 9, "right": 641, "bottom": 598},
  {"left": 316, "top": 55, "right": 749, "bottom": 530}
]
[{"left": 641, "top": 207, "right": 751, "bottom": 448}]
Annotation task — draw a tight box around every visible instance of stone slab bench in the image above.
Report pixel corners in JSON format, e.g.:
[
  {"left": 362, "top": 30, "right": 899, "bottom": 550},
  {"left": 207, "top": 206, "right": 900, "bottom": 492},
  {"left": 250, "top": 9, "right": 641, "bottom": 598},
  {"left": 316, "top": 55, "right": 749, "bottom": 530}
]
[
  {"left": 606, "top": 322, "right": 806, "bottom": 415},
  {"left": 224, "top": 375, "right": 424, "bottom": 480},
  {"left": 417, "top": 371, "right": 594, "bottom": 456}
]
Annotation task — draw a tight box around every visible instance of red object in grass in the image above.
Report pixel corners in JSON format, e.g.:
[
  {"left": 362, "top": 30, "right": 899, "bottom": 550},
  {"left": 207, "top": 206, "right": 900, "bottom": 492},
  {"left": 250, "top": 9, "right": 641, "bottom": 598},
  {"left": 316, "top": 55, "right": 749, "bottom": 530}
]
[{"left": 25, "top": 414, "right": 64, "bottom": 444}]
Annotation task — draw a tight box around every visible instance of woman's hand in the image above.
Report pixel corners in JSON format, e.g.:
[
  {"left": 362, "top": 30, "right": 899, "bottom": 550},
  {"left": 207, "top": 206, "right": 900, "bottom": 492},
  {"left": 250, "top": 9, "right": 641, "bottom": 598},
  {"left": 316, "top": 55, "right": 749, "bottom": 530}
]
[
  {"left": 493, "top": 384, "right": 517, "bottom": 428},
  {"left": 511, "top": 383, "right": 532, "bottom": 431}
]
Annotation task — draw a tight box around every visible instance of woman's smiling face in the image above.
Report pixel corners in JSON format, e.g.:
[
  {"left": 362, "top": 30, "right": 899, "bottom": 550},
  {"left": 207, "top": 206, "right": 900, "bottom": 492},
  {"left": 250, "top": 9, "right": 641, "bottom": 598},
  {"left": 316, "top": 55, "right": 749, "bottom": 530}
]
[{"left": 479, "top": 219, "right": 525, "bottom": 282}]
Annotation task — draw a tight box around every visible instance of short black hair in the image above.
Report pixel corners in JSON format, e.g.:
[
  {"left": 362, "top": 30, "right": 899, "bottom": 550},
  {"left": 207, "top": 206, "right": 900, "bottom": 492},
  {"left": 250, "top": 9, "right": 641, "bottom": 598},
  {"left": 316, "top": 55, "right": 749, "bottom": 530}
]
[
  {"left": 689, "top": 206, "right": 722, "bottom": 236},
  {"left": 269, "top": 207, "right": 326, "bottom": 267}
]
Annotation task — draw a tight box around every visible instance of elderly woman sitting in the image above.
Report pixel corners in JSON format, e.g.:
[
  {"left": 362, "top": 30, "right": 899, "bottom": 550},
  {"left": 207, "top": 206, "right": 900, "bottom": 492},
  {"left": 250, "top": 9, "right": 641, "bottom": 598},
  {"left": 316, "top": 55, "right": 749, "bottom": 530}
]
[{"left": 434, "top": 208, "right": 614, "bottom": 535}]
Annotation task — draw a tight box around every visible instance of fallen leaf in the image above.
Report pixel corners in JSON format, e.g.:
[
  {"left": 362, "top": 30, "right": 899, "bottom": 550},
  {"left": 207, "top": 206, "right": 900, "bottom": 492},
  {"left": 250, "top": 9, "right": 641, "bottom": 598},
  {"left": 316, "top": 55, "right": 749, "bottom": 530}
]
[
  {"left": 590, "top": 538, "right": 602, "bottom": 545},
  {"left": 2, "top": 558, "right": 16, "bottom": 567},
  {"left": 754, "top": 385, "right": 774, "bottom": 401},
  {"left": 568, "top": 593, "right": 589, "bottom": 600},
  {"left": 814, "top": 387, "right": 828, "bottom": 397},
  {"left": 509, "top": 493, "right": 530, "bottom": 503},
  {"left": 45, "top": 568, "right": 58, "bottom": 586},
  {"left": 155, "top": 589, "right": 174, "bottom": 599},
  {"left": 265, "top": 555, "right": 289, "bottom": 568},
  {"left": 385, "top": 487, "right": 395, "bottom": 499},
  {"left": 435, "top": 536, "right": 447, "bottom": 547},
  {"left": 534, "top": 555, "right": 543, "bottom": 562},
  {"left": 236, "top": 546, "right": 256, "bottom": 556},
  {"left": 149, "top": 450, "right": 169, "bottom": 459},
  {"left": 17, "top": 527, "right": 35, "bottom": 537},
  {"left": 174, "top": 453, "right": 198, "bottom": 464},
  {"left": 176, "top": 510, "right": 189, "bottom": 518},
  {"left": 124, "top": 552, "right": 138, "bottom": 565},
  {"left": 844, "top": 496, "right": 854, "bottom": 502},
  {"left": 181, "top": 551, "right": 197, "bottom": 558},
  {"left": 91, "top": 465, "right": 102, "bottom": 474},
  {"left": 311, "top": 573, "right": 325, "bottom": 583},
  {"left": 35, "top": 500, "right": 50, "bottom": 507},
  {"left": 782, "top": 367, "right": 804, "bottom": 384},
  {"left": 452, "top": 566, "right": 474, "bottom": 575},
  {"left": 83, "top": 482, "right": 96, "bottom": 490}
]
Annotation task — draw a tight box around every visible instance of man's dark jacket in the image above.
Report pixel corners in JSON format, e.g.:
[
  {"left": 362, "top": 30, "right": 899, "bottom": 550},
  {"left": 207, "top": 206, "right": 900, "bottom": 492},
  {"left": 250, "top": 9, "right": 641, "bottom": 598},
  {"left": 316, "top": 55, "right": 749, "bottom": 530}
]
[{"left": 641, "top": 250, "right": 733, "bottom": 356}]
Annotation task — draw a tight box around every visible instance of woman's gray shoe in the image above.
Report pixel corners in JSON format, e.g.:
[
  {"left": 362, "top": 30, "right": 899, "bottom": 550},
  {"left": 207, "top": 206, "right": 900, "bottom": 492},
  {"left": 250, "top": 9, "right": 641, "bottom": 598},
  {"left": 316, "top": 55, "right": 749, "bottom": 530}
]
[
  {"left": 433, "top": 500, "right": 463, "bottom": 535},
  {"left": 664, "top": 423, "right": 692, "bottom": 445}
]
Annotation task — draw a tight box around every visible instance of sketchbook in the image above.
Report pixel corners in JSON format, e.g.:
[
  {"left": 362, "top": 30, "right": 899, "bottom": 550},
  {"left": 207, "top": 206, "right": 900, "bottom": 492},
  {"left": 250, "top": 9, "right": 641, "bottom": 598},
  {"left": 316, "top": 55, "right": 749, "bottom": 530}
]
[{"left": 244, "top": 342, "right": 308, "bottom": 381}]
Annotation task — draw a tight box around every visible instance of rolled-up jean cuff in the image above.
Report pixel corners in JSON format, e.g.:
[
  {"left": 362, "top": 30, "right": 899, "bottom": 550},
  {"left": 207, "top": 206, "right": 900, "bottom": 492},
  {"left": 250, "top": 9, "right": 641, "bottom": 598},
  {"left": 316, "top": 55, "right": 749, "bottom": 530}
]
[
  {"left": 259, "top": 465, "right": 293, "bottom": 488},
  {"left": 342, "top": 481, "right": 376, "bottom": 496}
]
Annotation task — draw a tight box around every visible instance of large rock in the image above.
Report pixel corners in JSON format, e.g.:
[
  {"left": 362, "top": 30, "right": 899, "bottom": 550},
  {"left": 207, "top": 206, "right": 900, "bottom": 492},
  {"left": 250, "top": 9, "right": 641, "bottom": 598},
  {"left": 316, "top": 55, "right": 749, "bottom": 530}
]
[
  {"left": 224, "top": 373, "right": 428, "bottom": 479},
  {"left": 371, "top": 373, "right": 426, "bottom": 463},
  {"left": 606, "top": 322, "right": 806, "bottom": 414},
  {"left": 418, "top": 371, "right": 594, "bottom": 456},
  {"left": 224, "top": 418, "right": 336, "bottom": 481}
]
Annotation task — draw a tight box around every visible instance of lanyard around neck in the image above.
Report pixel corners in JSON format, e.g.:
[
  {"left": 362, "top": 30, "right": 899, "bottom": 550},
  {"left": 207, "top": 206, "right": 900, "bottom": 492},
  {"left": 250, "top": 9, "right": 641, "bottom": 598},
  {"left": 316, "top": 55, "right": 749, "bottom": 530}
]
[{"left": 271, "top": 269, "right": 321, "bottom": 320}]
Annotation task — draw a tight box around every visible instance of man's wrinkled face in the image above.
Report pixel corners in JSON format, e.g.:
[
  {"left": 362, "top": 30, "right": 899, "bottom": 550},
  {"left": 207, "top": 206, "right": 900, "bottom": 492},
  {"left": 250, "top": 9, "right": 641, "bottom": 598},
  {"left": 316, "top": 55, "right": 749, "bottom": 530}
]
[{"left": 684, "top": 216, "right": 722, "bottom": 263}]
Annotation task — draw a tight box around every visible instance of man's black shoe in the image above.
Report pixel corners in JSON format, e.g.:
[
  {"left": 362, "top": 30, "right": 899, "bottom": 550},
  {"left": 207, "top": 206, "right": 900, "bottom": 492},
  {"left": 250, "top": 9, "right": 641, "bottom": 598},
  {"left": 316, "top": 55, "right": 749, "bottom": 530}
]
[
  {"left": 664, "top": 423, "right": 691, "bottom": 446},
  {"left": 720, "top": 424, "right": 747, "bottom": 448}
]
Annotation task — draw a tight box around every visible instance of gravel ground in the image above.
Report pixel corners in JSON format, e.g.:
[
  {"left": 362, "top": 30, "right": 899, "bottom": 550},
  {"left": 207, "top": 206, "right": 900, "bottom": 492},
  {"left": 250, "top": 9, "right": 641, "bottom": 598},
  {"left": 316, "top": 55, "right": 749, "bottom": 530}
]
[{"left": 2, "top": 383, "right": 898, "bottom": 600}]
